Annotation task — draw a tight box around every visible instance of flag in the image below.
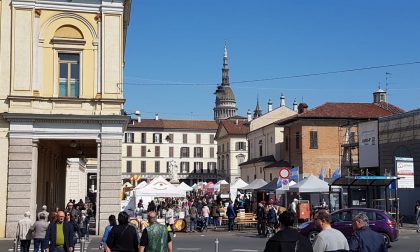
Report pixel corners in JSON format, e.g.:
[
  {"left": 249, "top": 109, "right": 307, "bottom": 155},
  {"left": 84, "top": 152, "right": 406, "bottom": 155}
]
[
  {"left": 332, "top": 167, "right": 341, "bottom": 181},
  {"left": 319, "top": 167, "right": 325, "bottom": 180},
  {"left": 290, "top": 167, "right": 299, "bottom": 182}
]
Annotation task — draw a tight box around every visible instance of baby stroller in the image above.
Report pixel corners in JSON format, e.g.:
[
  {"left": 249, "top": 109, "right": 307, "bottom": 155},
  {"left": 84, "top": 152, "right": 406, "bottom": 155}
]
[{"left": 196, "top": 216, "right": 207, "bottom": 232}]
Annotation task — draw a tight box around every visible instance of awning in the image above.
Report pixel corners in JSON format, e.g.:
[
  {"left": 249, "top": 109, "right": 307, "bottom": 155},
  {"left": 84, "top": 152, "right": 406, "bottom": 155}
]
[{"left": 329, "top": 176, "right": 399, "bottom": 187}]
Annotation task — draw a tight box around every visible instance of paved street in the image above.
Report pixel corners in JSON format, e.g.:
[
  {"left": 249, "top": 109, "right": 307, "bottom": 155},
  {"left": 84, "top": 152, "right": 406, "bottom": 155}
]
[{"left": 1, "top": 228, "right": 419, "bottom": 252}]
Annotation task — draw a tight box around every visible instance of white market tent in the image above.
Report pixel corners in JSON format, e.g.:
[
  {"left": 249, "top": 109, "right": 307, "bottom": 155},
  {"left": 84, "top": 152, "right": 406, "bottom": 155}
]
[
  {"left": 214, "top": 180, "right": 229, "bottom": 192},
  {"left": 136, "top": 176, "right": 186, "bottom": 198},
  {"left": 240, "top": 179, "right": 268, "bottom": 191},
  {"left": 178, "top": 182, "right": 193, "bottom": 192},
  {"left": 135, "top": 181, "right": 147, "bottom": 190},
  {"left": 288, "top": 175, "right": 330, "bottom": 193},
  {"left": 230, "top": 178, "right": 249, "bottom": 201}
]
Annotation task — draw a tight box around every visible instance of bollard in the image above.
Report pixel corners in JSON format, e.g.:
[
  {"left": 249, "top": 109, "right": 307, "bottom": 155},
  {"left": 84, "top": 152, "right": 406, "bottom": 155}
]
[
  {"left": 214, "top": 238, "right": 219, "bottom": 252},
  {"left": 80, "top": 237, "right": 85, "bottom": 252},
  {"left": 13, "top": 239, "right": 18, "bottom": 252}
]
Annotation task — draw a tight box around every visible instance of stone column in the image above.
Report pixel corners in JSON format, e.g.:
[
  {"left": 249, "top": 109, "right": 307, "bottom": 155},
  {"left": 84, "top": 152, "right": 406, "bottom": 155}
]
[
  {"left": 6, "top": 138, "right": 33, "bottom": 238},
  {"left": 30, "top": 139, "right": 39, "bottom": 222},
  {"left": 98, "top": 139, "right": 122, "bottom": 234}
]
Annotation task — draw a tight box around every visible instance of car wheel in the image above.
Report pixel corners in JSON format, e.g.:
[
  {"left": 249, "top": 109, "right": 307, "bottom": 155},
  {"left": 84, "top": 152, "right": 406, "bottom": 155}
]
[
  {"left": 308, "top": 231, "right": 319, "bottom": 244},
  {"left": 381, "top": 233, "right": 391, "bottom": 248}
]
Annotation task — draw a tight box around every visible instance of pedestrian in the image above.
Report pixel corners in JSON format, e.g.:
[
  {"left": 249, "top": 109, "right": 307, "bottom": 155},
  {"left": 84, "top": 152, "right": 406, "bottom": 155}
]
[
  {"left": 65, "top": 211, "right": 80, "bottom": 245},
  {"left": 33, "top": 213, "right": 49, "bottom": 252},
  {"left": 256, "top": 202, "right": 266, "bottom": 236},
  {"left": 66, "top": 202, "right": 79, "bottom": 221},
  {"left": 182, "top": 203, "right": 191, "bottom": 233},
  {"left": 290, "top": 198, "right": 299, "bottom": 227},
  {"left": 165, "top": 205, "right": 176, "bottom": 237},
  {"left": 348, "top": 213, "right": 387, "bottom": 252},
  {"left": 147, "top": 200, "right": 156, "bottom": 212},
  {"left": 312, "top": 210, "right": 349, "bottom": 252},
  {"left": 201, "top": 203, "right": 210, "bottom": 231},
  {"left": 45, "top": 210, "right": 75, "bottom": 252},
  {"left": 99, "top": 215, "right": 116, "bottom": 251},
  {"left": 78, "top": 210, "right": 89, "bottom": 240},
  {"left": 106, "top": 211, "right": 138, "bottom": 252},
  {"left": 210, "top": 203, "right": 220, "bottom": 229},
  {"left": 263, "top": 211, "right": 313, "bottom": 252},
  {"left": 16, "top": 211, "right": 34, "bottom": 252},
  {"left": 218, "top": 202, "right": 225, "bottom": 228},
  {"left": 266, "top": 204, "right": 278, "bottom": 230},
  {"left": 227, "top": 201, "right": 236, "bottom": 231},
  {"left": 190, "top": 203, "right": 198, "bottom": 232},
  {"left": 415, "top": 200, "right": 420, "bottom": 233},
  {"left": 139, "top": 211, "right": 173, "bottom": 252},
  {"left": 38, "top": 205, "right": 49, "bottom": 221}
]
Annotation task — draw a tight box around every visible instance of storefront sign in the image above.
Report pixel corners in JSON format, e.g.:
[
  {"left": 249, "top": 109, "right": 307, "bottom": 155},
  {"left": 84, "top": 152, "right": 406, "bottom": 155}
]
[{"left": 395, "top": 157, "right": 414, "bottom": 188}]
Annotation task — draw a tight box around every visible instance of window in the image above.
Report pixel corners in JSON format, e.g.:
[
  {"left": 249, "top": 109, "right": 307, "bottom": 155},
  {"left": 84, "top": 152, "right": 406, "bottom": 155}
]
[
  {"left": 141, "top": 146, "right": 146, "bottom": 157},
  {"left": 259, "top": 145, "right": 263, "bottom": 157},
  {"left": 154, "top": 161, "right": 160, "bottom": 173},
  {"left": 295, "top": 132, "right": 300, "bottom": 149},
  {"left": 196, "top": 134, "right": 201, "bottom": 144},
  {"left": 166, "top": 161, "right": 171, "bottom": 173},
  {"left": 207, "top": 162, "right": 216, "bottom": 173},
  {"left": 180, "top": 147, "right": 189, "bottom": 158},
  {"left": 221, "top": 156, "right": 225, "bottom": 171},
  {"left": 125, "top": 133, "right": 134, "bottom": 143},
  {"left": 141, "top": 161, "right": 146, "bottom": 173},
  {"left": 180, "top": 162, "right": 190, "bottom": 173},
  {"left": 194, "top": 162, "right": 203, "bottom": 173},
  {"left": 153, "top": 133, "right": 162, "bottom": 143},
  {"left": 210, "top": 134, "right": 215, "bottom": 144},
  {"left": 310, "top": 131, "right": 318, "bottom": 149},
  {"left": 183, "top": 134, "right": 188, "bottom": 144},
  {"left": 58, "top": 53, "right": 79, "bottom": 97},
  {"left": 270, "top": 173, "right": 273, "bottom": 181},
  {"left": 210, "top": 147, "right": 214, "bottom": 158},
  {"left": 236, "top": 155, "right": 245, "bottom": 166},
  {"left": 141, "top": 133, "right": 146, "bottom": 143},
  {"left": 260, "top": 167, "right": 262, "bottom": 174},
  {"left": 194, "top": 147, "right": 203, "bottom": 158},
  {"left": 126, "top": 146, "right": 132, "bottom": 157},
  {"left": 126, "top": 160, "right": 132, "bottom": 173},
  {"left": 222, "top": 144, "right": 225, "bottom": 152},
  {"left": 155, "top": 146, "right": 160, "bottom": 157},
  {"left": 236, "top": 142, "right": 246, "bottom": 151},
  {"left": 169, "top": 147, "right": 174, "bottom": 158},
  {"left": 166, "top": 134, "right": 174, "bottom": 143},
  {"left": 217, "top": 146, "right": 221, "bottom": 154}
]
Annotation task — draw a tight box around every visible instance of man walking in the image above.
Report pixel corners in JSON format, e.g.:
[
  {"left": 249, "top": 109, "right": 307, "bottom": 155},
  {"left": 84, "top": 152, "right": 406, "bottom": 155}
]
[
  {"left": 227, "top": 201, "right": 236, "bottom": 231},
  {"left": 313, "top": 210, "right": 349, "bottom": 252},
  {"left": 256, "top": 202, "right": 266, "bottom": 236},
  {"left": 349, "top": 213, "right": 387, "bottom": 252},
  {"left": 38, "top": 205, "right": 49, "bottom": 221},
  {"left": 140, "top": 211, "right": 173, "bottom": 252},
  {"left": 45, "top": 210, "right": 75, "bottom": 252},
  {"left": 16, "top": 211, "right": 34, "bottom": 252}
]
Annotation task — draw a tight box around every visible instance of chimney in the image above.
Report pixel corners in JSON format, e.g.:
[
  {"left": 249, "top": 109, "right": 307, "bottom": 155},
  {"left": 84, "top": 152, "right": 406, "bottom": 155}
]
[
  {"left": 155, "top": 113, "right": 159, "bottom": 120},
  {"left": 247, "top": 109, "right": 252, "bottom": 122},
  {"left": 280, "top": 93, "right": 286, "bottom": 107},
  {"left": 268, "top": 99, "right": 273, "bottom": 112},
  {"left": 298, "top": 103, "right": 308, "bottom": 114},
  {"left": 135, "top": 111, "right": 141, "bottom": 123},
  {"left": 293, "top": 98, "right": 298, "bottom": 112}
]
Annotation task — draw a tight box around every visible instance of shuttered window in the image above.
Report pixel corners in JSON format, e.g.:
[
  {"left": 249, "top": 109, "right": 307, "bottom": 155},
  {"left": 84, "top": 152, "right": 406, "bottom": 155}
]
[{"left": 310, "top": 131, "right": 318, "bottom": 149}]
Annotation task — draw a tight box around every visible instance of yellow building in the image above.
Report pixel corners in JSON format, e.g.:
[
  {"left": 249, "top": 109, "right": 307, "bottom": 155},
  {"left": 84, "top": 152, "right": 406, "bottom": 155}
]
[{"left": 0, "top": 0, "right": 131, "bottom": 237}]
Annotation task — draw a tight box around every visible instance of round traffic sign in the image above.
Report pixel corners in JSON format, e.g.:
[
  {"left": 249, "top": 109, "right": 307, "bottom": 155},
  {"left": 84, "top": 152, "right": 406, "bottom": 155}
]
[{"left": 279, "top": 168, "right": 291, "bottom": 179}]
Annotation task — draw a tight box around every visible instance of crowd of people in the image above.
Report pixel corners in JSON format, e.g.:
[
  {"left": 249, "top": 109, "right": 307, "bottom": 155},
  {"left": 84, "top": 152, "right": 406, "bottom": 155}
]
[{"left": 15, "top": 199, "right": 94, "bottom": 252}]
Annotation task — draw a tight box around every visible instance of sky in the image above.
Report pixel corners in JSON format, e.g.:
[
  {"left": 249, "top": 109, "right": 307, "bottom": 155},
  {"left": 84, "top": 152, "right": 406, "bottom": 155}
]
[{"left": 123, "top": 0, "right": 420, "bottom": 120}]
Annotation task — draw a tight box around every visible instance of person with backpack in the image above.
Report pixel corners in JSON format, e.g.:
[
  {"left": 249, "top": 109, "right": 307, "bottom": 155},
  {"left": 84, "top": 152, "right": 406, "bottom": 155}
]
[
  {"left": 263, "top": 211, "right": 313, "bottom": 252},
  {"left": 106, "top": 212, "right": 138, "bottom": 252}
]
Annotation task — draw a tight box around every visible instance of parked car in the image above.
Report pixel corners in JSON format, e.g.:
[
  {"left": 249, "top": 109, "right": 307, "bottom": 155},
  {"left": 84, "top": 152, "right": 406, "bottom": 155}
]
[{"left": 298, "top": 208, "right": 399, "bottom": 247}]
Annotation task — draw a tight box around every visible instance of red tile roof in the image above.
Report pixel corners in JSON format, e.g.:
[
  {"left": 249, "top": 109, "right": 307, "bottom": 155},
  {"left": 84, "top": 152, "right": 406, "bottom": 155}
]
[
  {"left": 277, "top": 102, "right": 404, "bottom": 125},
  {"left": 128, "top": 119, "right": 218, "bottom": 130},
  {"left": 221, "top": 120, "right": 250, "bottom": 135}
]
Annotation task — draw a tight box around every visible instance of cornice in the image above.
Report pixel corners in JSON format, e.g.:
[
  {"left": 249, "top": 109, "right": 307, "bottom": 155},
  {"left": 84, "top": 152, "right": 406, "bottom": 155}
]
[
  {"left": 2, "top": 113, "right": 129, "bottom": 125},
  {"left": 11, "top": 0, "right": 124, "bottom": 14},
  {"left": 7, "top": 95, "right": 125, "bottom": 103}
]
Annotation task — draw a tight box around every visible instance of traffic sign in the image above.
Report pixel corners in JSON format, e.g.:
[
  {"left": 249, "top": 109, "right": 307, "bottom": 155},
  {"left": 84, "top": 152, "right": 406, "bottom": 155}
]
[
  {"left": 281, "top": 179, "right": 289, "bottom": 190},
  {"left": 279, "top": 168, "right": 291, "bottom": 179}
]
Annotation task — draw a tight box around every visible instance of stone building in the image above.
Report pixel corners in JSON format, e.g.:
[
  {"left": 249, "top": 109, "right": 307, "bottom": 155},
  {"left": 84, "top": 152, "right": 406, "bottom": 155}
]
[
  {"left": 0, "top": 0, "right": 131, "bottom": 237},
  {"left": 122, "top": 117, "right": 220, "bottom": 185},
  {"left": 214, "top": 120, "right": 249, "bottom": 182}
]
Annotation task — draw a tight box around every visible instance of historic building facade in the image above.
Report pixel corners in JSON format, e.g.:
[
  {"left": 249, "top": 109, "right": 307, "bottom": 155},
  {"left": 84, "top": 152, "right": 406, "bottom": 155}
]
[
  {"left": 0, "top": 0, "right": 131, "bottom": 237},
  {"left": 122, "top": 117, "right": 220, "bottom": 185}
]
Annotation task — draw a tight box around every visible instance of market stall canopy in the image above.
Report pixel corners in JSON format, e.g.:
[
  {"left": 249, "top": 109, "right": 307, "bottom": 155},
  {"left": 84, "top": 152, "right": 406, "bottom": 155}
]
[
  {"left": 330, "top": 176, "right": 398, "bottom": 187},
  {"left": 134, "top": 181, "right": 147, "bottom": 190},
  {"left": 240, "top": 179, "right": 268, "bottom": 191},
  {"left": 178, "top": 182, "right": 193, "bottom": 192},
  {"left": 289, "top": 175, "right": 330, "bottom": 193},
  {"left": 216, "top": 180, "right": 229, "bottom": 185},
  {"left": 136, "top": 176, "right": 186, "bottom": 198},
  {"left": 231, "top": 178, "right": 248, "bottom": 189},
  {"left": 256, "top": 178, "right": 282, "bottom": 191}
]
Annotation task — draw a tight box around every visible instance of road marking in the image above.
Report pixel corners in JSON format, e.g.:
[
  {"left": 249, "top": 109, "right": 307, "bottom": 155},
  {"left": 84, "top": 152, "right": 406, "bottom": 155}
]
[
  {"left": 176, "top": 248, "right": 202, "bottom": 251},
  {"left": 232, "top": 250, "right": 259, "bottom": 252}
]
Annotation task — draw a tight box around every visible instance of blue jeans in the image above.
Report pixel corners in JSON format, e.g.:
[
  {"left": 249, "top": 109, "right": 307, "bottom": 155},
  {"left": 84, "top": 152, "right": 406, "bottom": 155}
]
[
  {"left": 189, "top": 218, "right": 197, "bottom": 231},
  {"left": 33, "top": 238, "right": 47, "bottom": 252},
  {"left": 204, "top": 217, "right": 210, "bottom": 229},
  {"left": 228, "top": 218, "right": 235, "bottom": 231}
]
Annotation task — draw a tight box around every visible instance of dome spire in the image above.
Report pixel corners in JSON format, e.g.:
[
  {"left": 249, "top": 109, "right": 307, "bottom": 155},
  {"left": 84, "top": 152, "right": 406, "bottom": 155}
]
[{"left": 222, "top": 42, "right": 229, "bottom": 86}]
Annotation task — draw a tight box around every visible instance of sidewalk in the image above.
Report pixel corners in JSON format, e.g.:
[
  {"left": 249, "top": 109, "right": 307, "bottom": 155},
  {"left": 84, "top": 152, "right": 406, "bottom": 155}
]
[{"left": 400, "top": 222, "right": 418, "bottom": 231}]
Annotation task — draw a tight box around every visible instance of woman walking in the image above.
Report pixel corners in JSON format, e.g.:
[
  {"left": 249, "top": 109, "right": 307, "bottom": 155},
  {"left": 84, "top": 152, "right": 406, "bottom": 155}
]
[{"left": 100, "top": 215, "right": 116, "bottom": 251}]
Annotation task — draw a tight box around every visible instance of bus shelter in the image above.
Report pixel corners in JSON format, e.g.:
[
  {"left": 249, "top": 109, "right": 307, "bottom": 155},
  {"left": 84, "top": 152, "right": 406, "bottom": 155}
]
[{"left": 329, "top": 176, "right": 399, "bottom": 219}]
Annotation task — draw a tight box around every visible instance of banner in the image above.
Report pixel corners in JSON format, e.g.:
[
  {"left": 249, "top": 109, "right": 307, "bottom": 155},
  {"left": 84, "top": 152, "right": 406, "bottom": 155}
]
[
  {"left": 359, "top": 121, "right": 379, "bottom": 168},
  {"left": 290, "top": 167, "right": 299, "bottom": 182},
  {"left": 395, "top": 157, "right": 414, "bottom": 188}
]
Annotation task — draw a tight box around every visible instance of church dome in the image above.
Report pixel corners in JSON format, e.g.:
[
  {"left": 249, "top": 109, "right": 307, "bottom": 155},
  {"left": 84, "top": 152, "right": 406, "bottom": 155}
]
[{"left": 215, "top": 85, "right": 236, "bottom": 101}]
